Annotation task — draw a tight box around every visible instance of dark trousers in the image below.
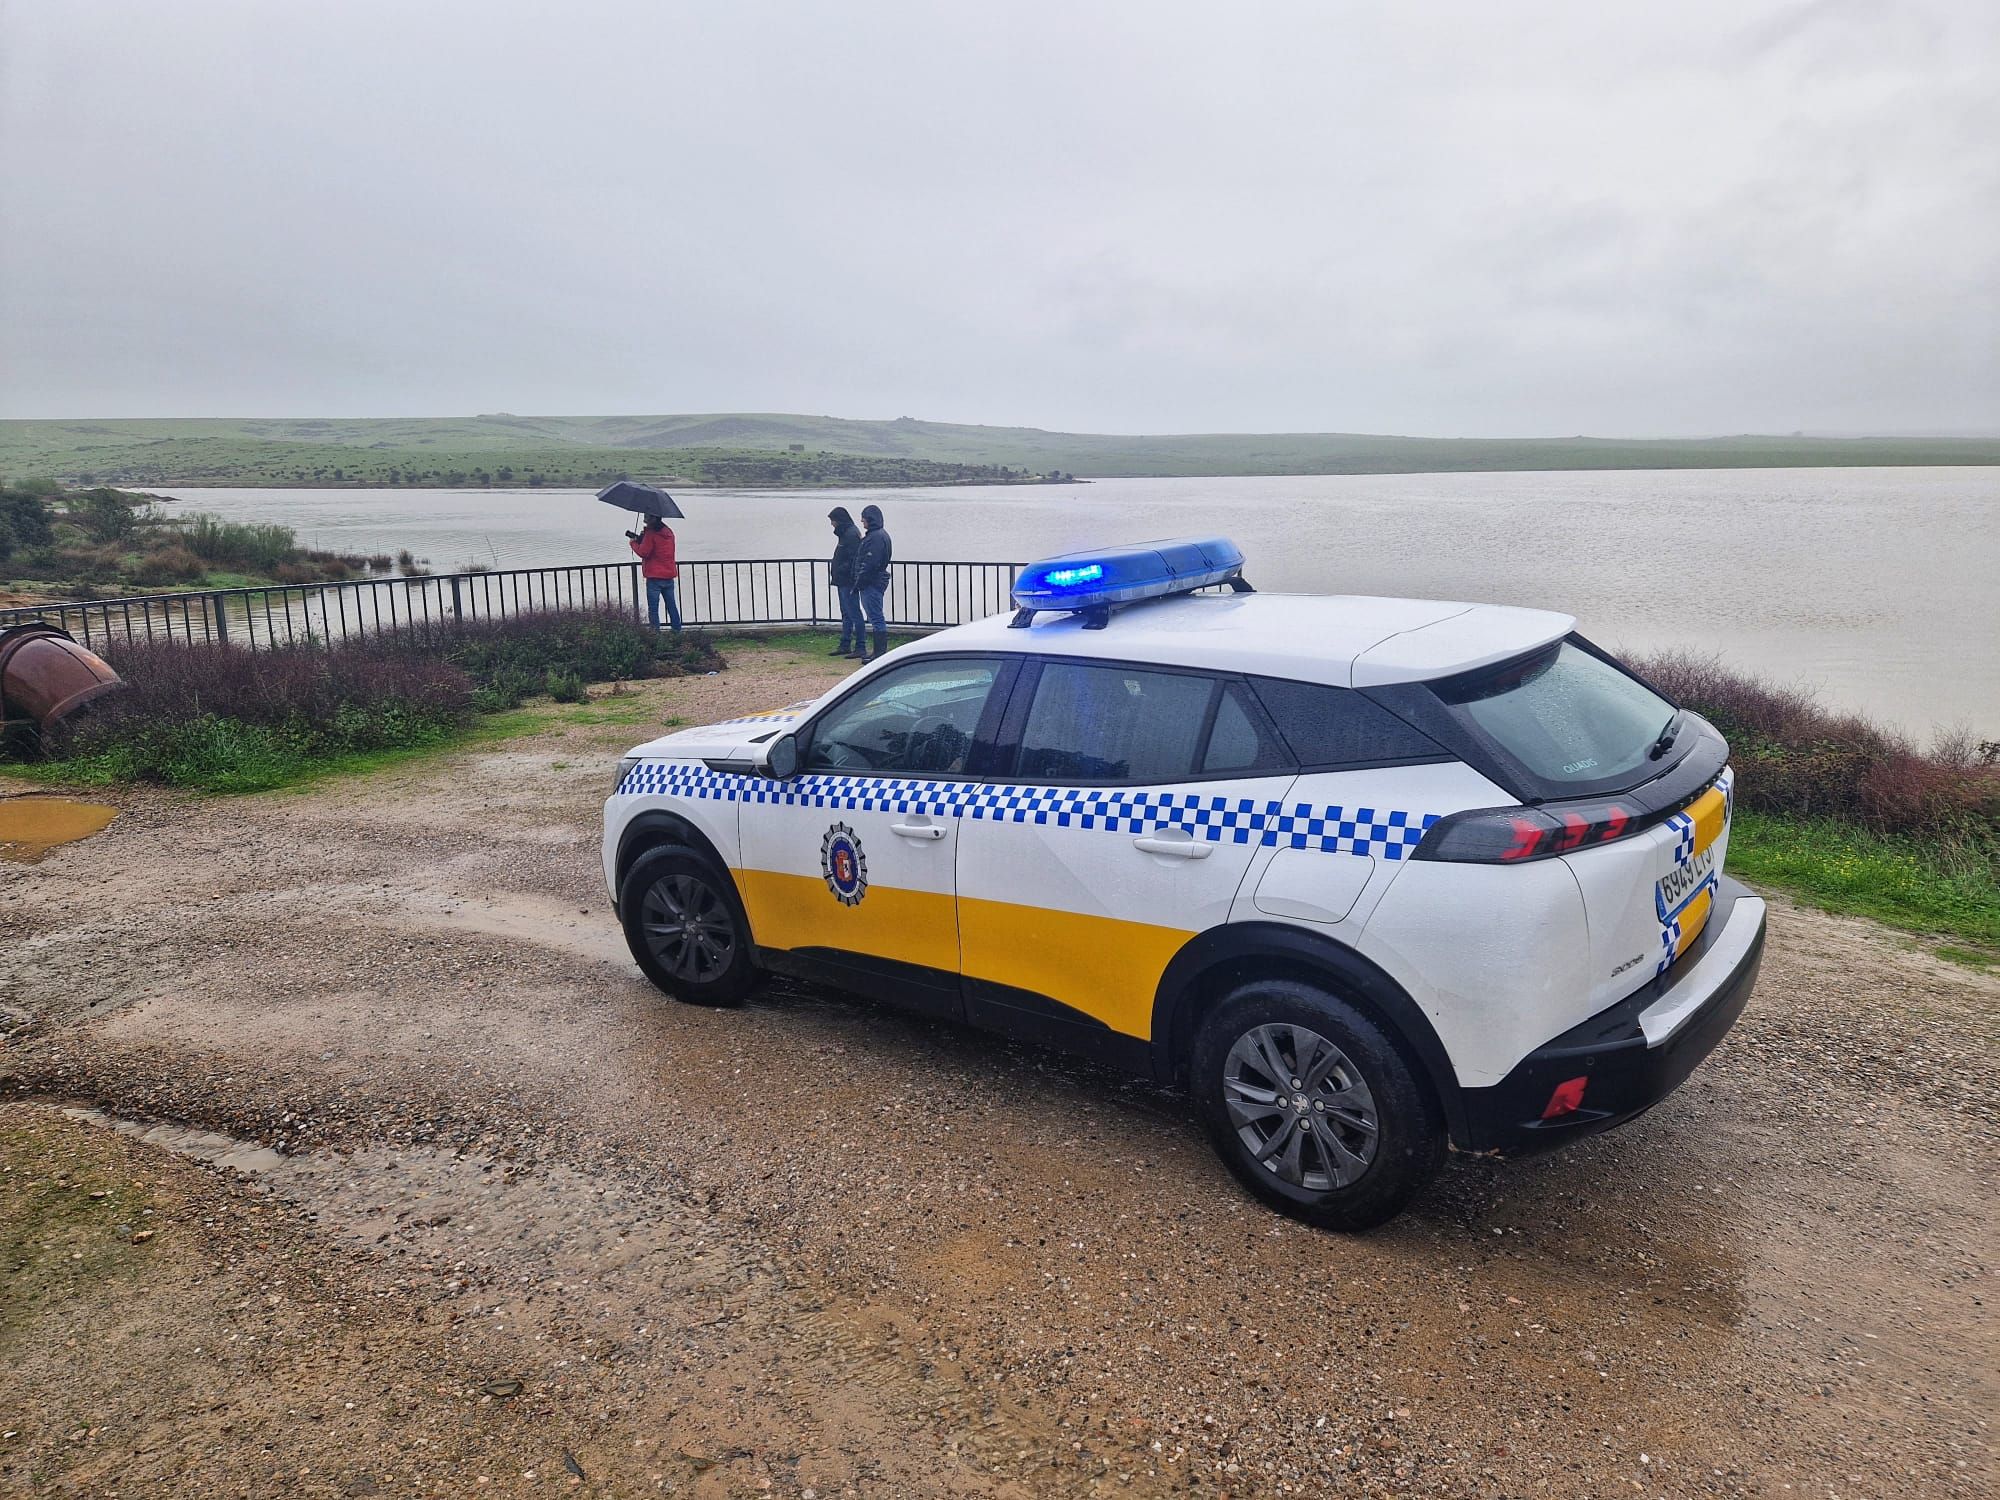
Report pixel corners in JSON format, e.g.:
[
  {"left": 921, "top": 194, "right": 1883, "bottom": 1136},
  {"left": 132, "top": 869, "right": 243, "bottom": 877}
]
[
  {"left": 834, "top": 584, "right": 864, "bottom": 650},
  {"left": 859, "top": 581, "right": 888, "bottom": 656},
  {"left": 646, "top": 577, "right": 682, "bottom": 632}
]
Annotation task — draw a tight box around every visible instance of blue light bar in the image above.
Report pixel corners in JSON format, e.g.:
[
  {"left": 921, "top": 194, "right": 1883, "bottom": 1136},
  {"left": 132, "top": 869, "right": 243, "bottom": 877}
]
[{"left": 1010, "top": 536, "right": 1248, "bottom": 625}]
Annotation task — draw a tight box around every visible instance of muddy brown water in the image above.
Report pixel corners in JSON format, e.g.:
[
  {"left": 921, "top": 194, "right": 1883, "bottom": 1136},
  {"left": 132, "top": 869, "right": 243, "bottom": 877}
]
[{"left": 0, "top": 794, "right": 117, "bottom": 862}]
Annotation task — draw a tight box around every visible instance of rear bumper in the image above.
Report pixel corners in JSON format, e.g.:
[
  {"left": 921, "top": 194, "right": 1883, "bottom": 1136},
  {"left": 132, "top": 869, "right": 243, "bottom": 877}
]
[{"left": 1457, "top": 876, "right": 1766, "bottom": 1156}]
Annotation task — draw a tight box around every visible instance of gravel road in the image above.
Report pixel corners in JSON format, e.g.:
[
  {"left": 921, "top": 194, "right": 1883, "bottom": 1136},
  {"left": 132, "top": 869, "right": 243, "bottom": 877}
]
[{"left": 2, "top": 637, "right": 1994, "bottom": 1499}]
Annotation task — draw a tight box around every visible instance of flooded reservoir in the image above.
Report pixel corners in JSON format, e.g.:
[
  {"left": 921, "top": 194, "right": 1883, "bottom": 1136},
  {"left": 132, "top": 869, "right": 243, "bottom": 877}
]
[{"left": 158, "top": 465, "right": 2000, "bottom": 738}]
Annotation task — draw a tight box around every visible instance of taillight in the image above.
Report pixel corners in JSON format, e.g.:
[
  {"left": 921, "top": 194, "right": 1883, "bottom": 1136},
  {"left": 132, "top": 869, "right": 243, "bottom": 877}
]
[{"left": 1416, "top": 796, "right": 1647, "bottom": 863}]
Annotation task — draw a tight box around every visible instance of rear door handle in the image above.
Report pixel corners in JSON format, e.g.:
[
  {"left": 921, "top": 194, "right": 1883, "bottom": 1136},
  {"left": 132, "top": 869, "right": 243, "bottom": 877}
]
[
  {"left": 891, "top": 822, "right": 948, "bottom": 841},
  {"left": 1134, "top": 834, "right": 1212, "bottom": 859}
]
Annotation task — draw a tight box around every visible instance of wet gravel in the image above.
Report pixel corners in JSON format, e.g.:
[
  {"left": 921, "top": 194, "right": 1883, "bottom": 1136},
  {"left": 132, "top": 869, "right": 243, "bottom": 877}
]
[{"left": 2, "top": 641, "right": 1995, "bottom": 1498}]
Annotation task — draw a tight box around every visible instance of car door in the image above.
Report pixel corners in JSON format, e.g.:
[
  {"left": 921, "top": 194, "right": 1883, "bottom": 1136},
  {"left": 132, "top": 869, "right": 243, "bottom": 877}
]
[
  {"left": 735, "top": 654, "right": 1013, "bottom": 1021},
  {"left": 955, "top": 659, "right": 1299, "bottom": 1066}
]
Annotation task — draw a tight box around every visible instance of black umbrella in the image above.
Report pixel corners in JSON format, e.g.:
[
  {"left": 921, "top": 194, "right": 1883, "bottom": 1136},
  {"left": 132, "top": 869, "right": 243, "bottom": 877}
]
[{"left": 594, "top": 479, "right": 684, "bottom": 519}]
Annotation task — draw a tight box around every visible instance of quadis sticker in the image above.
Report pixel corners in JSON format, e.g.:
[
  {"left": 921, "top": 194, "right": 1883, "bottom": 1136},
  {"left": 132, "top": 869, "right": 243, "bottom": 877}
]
[{"left": 820, "top": 822, "right": 867, "bottom": 906}]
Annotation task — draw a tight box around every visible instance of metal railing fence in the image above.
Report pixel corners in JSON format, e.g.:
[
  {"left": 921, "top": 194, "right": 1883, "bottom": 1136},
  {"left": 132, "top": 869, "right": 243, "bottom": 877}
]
[{"left": 0, "top": 558, "right": 1023, "bottom": 652}]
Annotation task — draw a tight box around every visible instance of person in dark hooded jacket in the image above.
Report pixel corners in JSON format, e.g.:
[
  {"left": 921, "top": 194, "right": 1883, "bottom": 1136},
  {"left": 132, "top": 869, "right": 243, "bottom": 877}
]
[
  {"left": 827, "top": 507, "right": 864, "bottom": 657},
  {"left": 854, "top": 504, "right": 892, "bottom": 660}
]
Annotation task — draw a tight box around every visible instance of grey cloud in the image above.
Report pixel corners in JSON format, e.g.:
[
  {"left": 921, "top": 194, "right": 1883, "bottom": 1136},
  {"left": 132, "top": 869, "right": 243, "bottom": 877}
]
[{"left": 1, "top": 0, "right": 1994, "bottom": 434}]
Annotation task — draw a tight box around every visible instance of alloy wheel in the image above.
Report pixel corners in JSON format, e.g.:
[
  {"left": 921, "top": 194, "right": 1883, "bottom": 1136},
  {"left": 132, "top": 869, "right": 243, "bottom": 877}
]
[
  {"left": 1221, "top": 1022, "right": 1380, "bottom": 1190},
  {"left": 639, "top": 872, "right": 736, "bottom": 983}
]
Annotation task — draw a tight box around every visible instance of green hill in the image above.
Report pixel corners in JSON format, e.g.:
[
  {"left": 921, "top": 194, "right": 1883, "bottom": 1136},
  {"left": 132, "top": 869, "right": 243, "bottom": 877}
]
[{"left": 3, "top": 413, "right": 1995, "bottom": 487}]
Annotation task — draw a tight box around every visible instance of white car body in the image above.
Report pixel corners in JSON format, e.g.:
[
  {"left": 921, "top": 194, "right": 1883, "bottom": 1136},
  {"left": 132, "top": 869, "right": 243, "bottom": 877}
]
[{"left": 604, "top": 583, "right": 1764, "bottom": 1180}]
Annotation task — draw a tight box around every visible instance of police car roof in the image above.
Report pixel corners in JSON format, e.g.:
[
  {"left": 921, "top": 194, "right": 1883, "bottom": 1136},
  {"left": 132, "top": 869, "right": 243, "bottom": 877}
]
[{"left": 925, "top": 591, "right": 1575, "bottom": 689}]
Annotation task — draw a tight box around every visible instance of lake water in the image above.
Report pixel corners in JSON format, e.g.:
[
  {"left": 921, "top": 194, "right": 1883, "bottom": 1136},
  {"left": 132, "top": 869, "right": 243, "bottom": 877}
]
[{"left": 148, "top": 468, "right": 1999, "bottom": 739}]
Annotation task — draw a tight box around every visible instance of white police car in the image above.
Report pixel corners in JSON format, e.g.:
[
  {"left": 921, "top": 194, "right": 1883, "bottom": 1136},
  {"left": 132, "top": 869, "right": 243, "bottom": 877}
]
[{"left": 604, "top": 539, "right": 1765, "bottom": 1229}]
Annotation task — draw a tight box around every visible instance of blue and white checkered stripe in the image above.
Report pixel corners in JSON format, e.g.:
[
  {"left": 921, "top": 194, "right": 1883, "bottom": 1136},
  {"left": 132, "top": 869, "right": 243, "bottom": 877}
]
[
  {"left": 1666, "top": 765, "right": 1735, "bottom": 869},
  {"left": 617, "top": 763, "right": 1441, "bottom": 860},
  {"left": 1657, "top": 914, "right": 1685, "bottom": 974},
  {"left": 1666, "top": 810, "right": 1697, "bottom": 867},
  {"left": 1654, "top": 767, "right": 1734, "bottom": 973}
]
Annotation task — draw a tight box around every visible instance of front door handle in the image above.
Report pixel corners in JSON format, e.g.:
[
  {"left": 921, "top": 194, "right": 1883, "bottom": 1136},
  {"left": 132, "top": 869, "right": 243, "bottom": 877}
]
[
  {"left": 1134, "top": 833, "right": 1212, "bottom": 859},
  {"left": 891, "top": 822, "right": 948, "bottom": 841}
]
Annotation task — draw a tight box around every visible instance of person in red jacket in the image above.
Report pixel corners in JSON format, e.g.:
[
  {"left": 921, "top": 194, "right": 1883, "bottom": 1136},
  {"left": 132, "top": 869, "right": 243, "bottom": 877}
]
[{"left": 627, "top": 515, "right": 682, "bottom": 633}]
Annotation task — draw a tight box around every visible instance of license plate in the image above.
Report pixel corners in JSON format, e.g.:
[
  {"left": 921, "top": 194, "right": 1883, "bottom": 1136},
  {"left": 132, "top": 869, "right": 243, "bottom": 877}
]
[
  {"left": 1657, "top": 843, "right": 1717, "bottom": 915},
  {"left": 1654, "top": 777, "right": 1729, "bottom": 972}
]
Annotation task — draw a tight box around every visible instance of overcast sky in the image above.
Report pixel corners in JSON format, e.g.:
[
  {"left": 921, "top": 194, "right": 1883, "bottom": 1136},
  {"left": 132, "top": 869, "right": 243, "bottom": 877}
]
[{"left": 2, "top": 0, "right": 1995, "bottom": 435}]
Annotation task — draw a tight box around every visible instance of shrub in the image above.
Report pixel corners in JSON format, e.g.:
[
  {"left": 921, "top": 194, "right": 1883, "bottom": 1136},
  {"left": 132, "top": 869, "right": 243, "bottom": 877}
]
[
  {"left": 177, "top": 513, "right": 299, "bottom": 572},
  {"left": 27, "top": 610, "right": 727, "bottom": 792},
  {"left": 1635, "top": 650, "right": 2000, "bottom": 856},
  {"left": 130, "top": 544, "right": 207, "bottom": 585},
  {"left": 366, "top": 607, "right": 723, "bottom": 691},
  {"left": 0, "top": 483, "right": 55, "bottom": 556},
  {"left": 72, "top": 486, "right": 141, "bottom": 542},
  {"left": 46, "top": 637, "right": 475, "bottom": 788},
  {"left": 470, "top": 668, "right": 539, "bottom": 714},
  {"left": 299, "top": 549, "right": 358, "bottom": 580}
]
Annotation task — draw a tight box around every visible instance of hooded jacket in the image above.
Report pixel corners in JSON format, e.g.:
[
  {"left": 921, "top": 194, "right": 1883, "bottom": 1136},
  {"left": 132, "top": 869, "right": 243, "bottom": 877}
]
[
  {"left": 629, "top": 522, "right": 677, "bottom": 580},
  {"left": 855, "top": 504, "right": 892, "bottom": 591},
  {"left": 827, "top": 507, "right": 861, "bottom": 589}
]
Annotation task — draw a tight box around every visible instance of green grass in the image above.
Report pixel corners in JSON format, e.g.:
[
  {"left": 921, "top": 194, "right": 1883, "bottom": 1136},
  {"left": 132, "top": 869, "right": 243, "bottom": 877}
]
[
  {"left": 6, "top": 413, "right": 1999, "bottom": 487},
  {"left": 9, "top": 716, "right": 462, "bottom": 795},
  {"left": 1730, "top": 812, "right": 2000, "bottom": 959},
  {"left": 711, "top": 626, "right": 916, "bottom": 664},
  {"left": 0, "top": 430, "right": 1039, "bottom": 490},
  {"left": 4, "top": 692, "right": 663, "bottom": 799}
]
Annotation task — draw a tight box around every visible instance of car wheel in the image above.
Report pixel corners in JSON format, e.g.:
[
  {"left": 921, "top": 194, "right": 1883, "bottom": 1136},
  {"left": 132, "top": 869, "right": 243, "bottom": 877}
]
[
  {"left": 619, "top": 845, "right": 759, "bottom": 1006},
  {"left": 1191, "top": 978, "right": 1444, "bottom": 1231}
]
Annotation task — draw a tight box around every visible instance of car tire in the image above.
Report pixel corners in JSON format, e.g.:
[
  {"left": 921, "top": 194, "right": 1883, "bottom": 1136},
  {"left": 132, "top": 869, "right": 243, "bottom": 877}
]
[
  {"left": 1190, "top": 978, "right": 1444, "bottom": 1231},
  {"left": 618, "top": 845, "right": 760, "bottom": 1006}
]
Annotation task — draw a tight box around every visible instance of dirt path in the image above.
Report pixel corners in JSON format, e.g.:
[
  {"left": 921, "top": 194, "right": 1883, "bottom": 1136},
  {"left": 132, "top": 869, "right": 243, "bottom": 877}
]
[{"left": 2, "top": 639, "right": 1994, "bottom": 1498}]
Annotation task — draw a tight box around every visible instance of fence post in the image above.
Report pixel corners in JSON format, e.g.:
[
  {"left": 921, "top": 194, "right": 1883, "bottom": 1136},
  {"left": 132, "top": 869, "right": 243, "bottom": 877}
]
[
  {"left": 449, "top": 575, "right": 464, "bottom": 622},
  {"left": 631, "top": 562, "right": 644, "bottom": 622},
  {"left": 210, "top": 593, "right": 228, "bottom": 643}
]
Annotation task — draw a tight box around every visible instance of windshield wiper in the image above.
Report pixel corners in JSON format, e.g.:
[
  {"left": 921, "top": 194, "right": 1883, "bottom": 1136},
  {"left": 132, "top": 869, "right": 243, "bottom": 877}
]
[{"left": 1647, "top": 711, "right": 1681, "bottom": 761}]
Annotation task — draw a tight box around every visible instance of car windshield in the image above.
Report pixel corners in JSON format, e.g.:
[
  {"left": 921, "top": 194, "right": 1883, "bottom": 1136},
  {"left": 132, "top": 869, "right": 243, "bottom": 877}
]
[{"left": 1426, "top": 638, "right": 1677, "bottom": 795}]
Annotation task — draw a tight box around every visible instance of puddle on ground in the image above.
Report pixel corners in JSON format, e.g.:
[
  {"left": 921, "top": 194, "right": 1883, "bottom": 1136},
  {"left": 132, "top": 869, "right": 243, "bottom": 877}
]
[{"left": 0, "top": 796, "right": 118, "bottom": 863}]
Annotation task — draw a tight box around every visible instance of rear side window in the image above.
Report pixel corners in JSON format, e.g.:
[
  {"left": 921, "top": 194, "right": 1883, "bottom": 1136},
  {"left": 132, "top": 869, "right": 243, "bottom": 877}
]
[
  {"left": 1426, "top": 637, "right": 1675, "bottom": 793},
  {"left": 1202, "top": 682, "right": 1288, "bottom": 774},
  {"left": 1249, "top": 678, "right": 1444, "bottom": 767},
  {"left": 1018, "top": 663, "right": 1214, "bottom": 782}
]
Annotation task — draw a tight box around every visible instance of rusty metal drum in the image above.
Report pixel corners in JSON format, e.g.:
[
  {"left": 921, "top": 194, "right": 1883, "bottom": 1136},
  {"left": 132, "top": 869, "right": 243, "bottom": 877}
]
[{"left": 0, "top": 624, "right": 125, "bottom": 727}]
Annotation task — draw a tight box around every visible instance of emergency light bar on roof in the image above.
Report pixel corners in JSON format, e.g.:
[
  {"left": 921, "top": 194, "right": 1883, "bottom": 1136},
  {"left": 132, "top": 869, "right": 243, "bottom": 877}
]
[{"left": 1009, "top": 536, "right": 1252, "bottom": 629}]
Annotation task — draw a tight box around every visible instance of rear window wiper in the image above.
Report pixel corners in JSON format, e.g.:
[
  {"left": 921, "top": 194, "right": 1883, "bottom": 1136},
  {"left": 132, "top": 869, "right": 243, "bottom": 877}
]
[{"left": 1647, "top": 711, "right": 1681, "bottom": 761}]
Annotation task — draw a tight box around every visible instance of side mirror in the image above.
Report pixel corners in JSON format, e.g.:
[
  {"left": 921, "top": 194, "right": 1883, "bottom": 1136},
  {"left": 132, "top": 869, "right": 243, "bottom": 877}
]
[{"left": 763, "top": 732, "right": 801, "bottom": 781}]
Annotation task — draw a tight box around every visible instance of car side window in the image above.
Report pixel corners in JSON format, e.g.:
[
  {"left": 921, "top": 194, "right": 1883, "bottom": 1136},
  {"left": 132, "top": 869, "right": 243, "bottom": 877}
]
[
  {"left": 1248, "top": 676, "right": 1445, "bottom": 767},
  {"left": 804, "top": 659, "right": 1002, "bottom": 776},
  {"left": 1018, "top": 663, "right": 1215, "bottom": 783},
  {"left": 1201, "top": 682, "right": 1289, "bottom": 774}
]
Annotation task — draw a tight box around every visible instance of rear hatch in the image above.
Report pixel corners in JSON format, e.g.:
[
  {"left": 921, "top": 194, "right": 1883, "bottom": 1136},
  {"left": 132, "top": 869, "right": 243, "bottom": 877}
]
[{"left": 1387, "top": 635, "right": 1735, "bottom": 1012}]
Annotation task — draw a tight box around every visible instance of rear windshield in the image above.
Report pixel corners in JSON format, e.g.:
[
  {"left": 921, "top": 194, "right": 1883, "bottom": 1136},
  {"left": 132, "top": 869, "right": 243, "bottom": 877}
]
[{"left": 1425, "top": 637, "right": 1677, "bottom": 796}]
